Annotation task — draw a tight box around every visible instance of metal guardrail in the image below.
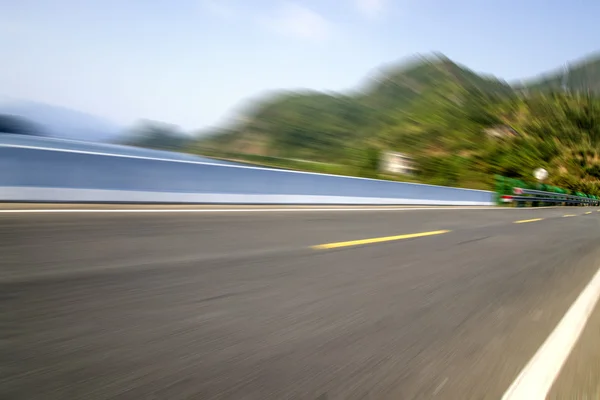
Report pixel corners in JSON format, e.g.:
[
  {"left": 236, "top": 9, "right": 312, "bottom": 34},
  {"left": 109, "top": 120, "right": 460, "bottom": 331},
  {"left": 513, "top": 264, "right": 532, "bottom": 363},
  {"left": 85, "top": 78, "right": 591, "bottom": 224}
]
[{"left": 509, "top": 188, "right": 600, "bottom": 207}]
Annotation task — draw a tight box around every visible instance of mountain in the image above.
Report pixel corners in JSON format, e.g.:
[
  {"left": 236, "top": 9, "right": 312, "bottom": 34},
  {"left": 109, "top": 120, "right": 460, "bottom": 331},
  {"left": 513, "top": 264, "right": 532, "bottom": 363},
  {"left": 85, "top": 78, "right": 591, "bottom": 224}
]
[
  {"left": 198, "top": 54, "right": 515, "bottom": 162},
  {"left": 0, "top": 100, "right": 123, "bottom": 142},
  {"left": 195, "top": 51, "right": 600, "bottom": 193},
  {"left": 361, "top": 54, "right": 514, "bottom": 113},
  {"left": 516, "top": 53, "right": 600, "bottom": 94}
]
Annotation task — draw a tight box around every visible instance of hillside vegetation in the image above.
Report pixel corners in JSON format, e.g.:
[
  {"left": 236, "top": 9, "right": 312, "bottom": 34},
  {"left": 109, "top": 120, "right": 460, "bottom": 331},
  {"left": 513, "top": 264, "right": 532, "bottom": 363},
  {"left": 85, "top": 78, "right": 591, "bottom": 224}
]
[
  {"left": 516, "top": 54, "right": 600, "bottom": 94},
  {"left": 194, "top": 53, "right": 600, "bottom": 194}
]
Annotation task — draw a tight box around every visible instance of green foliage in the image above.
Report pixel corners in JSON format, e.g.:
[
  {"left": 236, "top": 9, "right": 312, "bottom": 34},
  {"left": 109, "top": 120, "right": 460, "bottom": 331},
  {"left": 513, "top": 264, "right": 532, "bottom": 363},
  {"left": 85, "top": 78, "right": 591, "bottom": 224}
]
[
  {"left": 586, "top": 164, "right": 600, "bottom": 179},
  {"left": 193, "top": 53, "right": 600, "bottom": 191}
]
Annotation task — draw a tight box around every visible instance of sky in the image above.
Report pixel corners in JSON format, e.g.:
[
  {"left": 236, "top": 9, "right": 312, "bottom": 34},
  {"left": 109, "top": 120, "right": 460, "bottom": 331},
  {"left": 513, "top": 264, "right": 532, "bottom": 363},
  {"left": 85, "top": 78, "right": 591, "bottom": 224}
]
[{"left": 1, "top": 0, "right": 599, "bottom": 132}]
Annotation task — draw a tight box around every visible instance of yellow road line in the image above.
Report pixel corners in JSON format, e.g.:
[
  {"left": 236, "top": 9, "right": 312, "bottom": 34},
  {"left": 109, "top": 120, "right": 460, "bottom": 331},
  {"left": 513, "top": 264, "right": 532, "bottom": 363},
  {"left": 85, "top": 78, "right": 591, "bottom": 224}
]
[
  {"left": 312, "top": 230, "right": 450, "bottom": 250},
  {"left": 563, "top": 214, "right": 576, "bottom": 217},
  {"left": 514, "top": 218, "right": 543, "bottom": 224},
  {"left": 585, "top": 211, "right": 592, "bottom": 214}
]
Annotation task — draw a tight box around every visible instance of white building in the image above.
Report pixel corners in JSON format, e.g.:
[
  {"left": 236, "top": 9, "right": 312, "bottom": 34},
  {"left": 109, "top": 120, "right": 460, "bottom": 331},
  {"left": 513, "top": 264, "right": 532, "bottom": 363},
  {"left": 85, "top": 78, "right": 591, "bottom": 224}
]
[{"left": 380, "top": 151, "right": 416, "bottom": 175}]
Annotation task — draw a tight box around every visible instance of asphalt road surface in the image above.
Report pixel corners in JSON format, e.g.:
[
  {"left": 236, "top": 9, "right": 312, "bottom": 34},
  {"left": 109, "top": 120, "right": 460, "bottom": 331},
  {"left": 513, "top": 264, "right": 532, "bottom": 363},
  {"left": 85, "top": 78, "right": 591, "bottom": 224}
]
[{"left": 3, "top": 206, "right": 600, "bottom": 399}]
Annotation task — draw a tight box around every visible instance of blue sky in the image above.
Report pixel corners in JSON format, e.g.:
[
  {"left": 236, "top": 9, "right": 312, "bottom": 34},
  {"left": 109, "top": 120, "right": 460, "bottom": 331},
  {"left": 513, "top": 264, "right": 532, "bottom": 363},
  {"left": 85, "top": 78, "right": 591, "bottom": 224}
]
[{"left": 1, "top": 0, "right": 599, "bottom": 131}]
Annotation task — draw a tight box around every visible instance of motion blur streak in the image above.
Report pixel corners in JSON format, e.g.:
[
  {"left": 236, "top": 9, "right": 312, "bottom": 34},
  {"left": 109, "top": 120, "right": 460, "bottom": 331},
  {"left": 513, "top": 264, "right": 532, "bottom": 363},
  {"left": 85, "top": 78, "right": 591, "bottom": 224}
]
[
  {"left": 513, "top": 218, "right": 544, "bottom": 224},
  {"left": 4, "top": 206, "right": 600, "bottom": 399},
  {"left": 2, "top": 2, "right": 600, "bottom": 399}
]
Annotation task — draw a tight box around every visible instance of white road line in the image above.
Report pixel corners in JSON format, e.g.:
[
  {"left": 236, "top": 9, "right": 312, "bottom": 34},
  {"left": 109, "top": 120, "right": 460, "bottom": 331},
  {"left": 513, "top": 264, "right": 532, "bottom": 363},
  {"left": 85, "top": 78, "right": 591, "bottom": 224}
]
[
  {"left": 0, "top": 207, "right": 500, "bottom": 214},
  {"left": 0, "top": 206, "right": 567, "bottom": 213},
  {"left": 502, "top": 265, "right": 600, "bottom": 400}
]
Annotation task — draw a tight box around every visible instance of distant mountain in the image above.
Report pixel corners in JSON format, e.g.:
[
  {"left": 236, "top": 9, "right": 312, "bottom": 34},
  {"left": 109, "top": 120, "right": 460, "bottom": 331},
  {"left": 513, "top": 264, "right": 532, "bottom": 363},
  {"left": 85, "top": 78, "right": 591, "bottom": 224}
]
[
  {"left": 0, "top": 100, "right": 123, "bottom": 142},
  {"left": 0, "top": 114, "right": 46, "bottom": 136},
  {"left": 517, "top": 53, "right": 600, "bottom": 94}
]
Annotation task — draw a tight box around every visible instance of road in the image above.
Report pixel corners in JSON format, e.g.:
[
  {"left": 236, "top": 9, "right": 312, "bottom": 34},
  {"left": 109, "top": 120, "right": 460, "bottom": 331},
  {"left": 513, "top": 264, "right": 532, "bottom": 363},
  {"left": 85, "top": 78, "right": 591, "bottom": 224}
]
[{"left": 3, "top": 206, "right": 600, "bottom": 399}]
